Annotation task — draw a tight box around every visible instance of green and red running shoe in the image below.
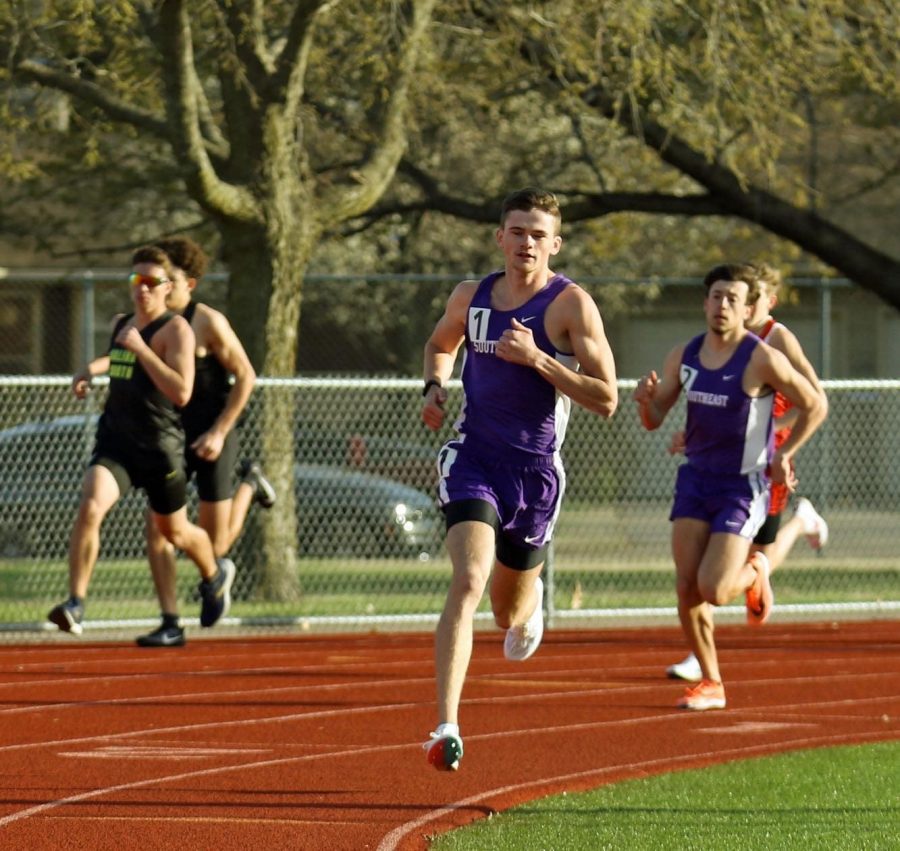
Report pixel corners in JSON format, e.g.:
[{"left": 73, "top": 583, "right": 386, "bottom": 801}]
[{"left": 424, "top": 725, "right": 463, "bottom": 771}]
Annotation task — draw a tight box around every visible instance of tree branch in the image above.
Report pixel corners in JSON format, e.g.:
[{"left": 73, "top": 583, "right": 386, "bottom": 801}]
[
  {"left": 16, "top": 58, "right": 167, "bottom": 135},
  {"left": 270, "top": 0, "right": 342, "bottom": 110},
  {"left": 582, "top": 86, "right": 900, "bottom": 303},
  {"left": 218, "top": 0, "right": 276, "bottom": 85},
  {"left": 17, "top": 43, "right": 230, "bottom": 167},
  {"left": 360, "top": 176, "right": 726, "bottom": 227},
  {"left": 157, "top": 0, "right": 261, "bottom": 223},
  {"left": 514, "top": 31, "right": 900, "bottom": 305},
  {"left": 320, "top": 0, "right": 438, "bottom": 225}
]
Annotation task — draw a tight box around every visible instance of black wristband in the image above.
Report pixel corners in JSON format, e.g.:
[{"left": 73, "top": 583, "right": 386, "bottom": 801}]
[{"left": 422, "top": 378, "right": 442, "bottom": 397}]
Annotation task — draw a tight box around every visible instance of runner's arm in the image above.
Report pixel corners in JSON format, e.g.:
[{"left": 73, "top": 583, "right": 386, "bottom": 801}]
[{"left": 633, "top": 344, "right": 684, "bottom": 431}]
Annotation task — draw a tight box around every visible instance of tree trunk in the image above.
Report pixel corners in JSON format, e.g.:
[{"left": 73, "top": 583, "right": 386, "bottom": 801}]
[
  {"left": 257, "top": 222, "right": 317, "bottom": 602},
  {"left": 218, "top": 207, "right": 318, "bottom": 602},
  {"left": 218, "top": 219, "right": 273, "bottom": 373}
]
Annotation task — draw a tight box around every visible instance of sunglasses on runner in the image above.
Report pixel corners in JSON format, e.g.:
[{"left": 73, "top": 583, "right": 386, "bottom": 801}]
[{"left": 128, "top": 272, "right": 171, "bottom": 289}]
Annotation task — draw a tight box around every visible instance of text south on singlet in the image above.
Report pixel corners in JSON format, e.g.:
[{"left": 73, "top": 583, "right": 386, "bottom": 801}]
[
  {"left": 686, "top": 389, "right": 729, "bottom": 407},
  {"left": 472, "top": 340, "right": 499, "bottom": 354}
]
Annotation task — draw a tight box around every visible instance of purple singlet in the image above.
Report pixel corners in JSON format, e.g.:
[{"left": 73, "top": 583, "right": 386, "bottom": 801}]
[
  {"left": 453, "top": 271, "right": 576, "bottom": 460},
  {"left": 680, "top": 333, "right": 774, "bottom": 475}
]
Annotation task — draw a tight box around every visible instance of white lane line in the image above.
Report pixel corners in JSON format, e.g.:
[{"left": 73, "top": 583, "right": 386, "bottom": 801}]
[
  {"left": 0, "top": 673, "right": 436, "bottom": 718},
  {"left": 2, "top": 637, "right": 893, "bottom": 684},
  {"left": 375, "top": 729, "right": 899, "bottom": 851},
  {"left": 57, "top": 745, "right": 270, "bottom": 759},
  {"left": 0, "top": 694, "right": 894, "bottom": 830},
  {"left": 40, "top": 815, "right": 356, "bottom": 825},
  {"left": 0, "top": 667, "right": 685, "bottom": 718},
  {"left": 0, "top": 675, "right": 896, "bottom": 755},
  {"left": 0, "top": 696, "right": 427, "bottom": 754},
  {"left": 1, "top": 661, "right": 896, "bottom": 721},
  {"left": 0, "top": 655, "right": 437, "bottom": 692},
  {"left": 0, "top": 712, "right": 681, "bottom": 830},
  {"left": 696, "top": 721, "right": 818, "bottom": 734},
  {"left": 0, "top": 740, "right": 413, "bottom": 828},
  {"left": 0, "top": 707, "right": 815, "bottom": 829}
]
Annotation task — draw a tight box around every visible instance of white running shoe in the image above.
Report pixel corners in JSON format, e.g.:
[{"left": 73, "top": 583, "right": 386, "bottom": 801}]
[
  {"left": 794, "top": 497, "right": 829, "bottom": 550},
  {"left": 504, "top": 578, "right": 544, "bottom": 661},
  {"left": 666, "top": 652, "right": 702, "bottom": 681}
]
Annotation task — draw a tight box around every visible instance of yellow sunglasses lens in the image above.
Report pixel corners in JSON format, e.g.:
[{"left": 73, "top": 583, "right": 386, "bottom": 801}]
[{"left": 128, "top": 272, "right": 170, "bottom": 288}]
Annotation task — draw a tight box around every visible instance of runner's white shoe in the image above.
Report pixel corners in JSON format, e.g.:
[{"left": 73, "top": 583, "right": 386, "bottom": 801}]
[
  {"left": 794, "top": 497, "right": 829, "bottom": 550},
  {"left": 666, "top": 652, "right": 702, "bottom": 681},
  {"left": 504, "top": 578, "right": 544, "bottom": 661}
]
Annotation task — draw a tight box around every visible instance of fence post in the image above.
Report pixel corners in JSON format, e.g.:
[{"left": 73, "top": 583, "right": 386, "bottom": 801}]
[
  {"left": 81, "top": 272, "right": 95, "bottom": 366},
  {"left": 544, "top": 540, "right": 555, "bottom": 628},
  {"left": 819, "top": 280, "right": 832, "bottom": 380},
  {"left": 818, "top": 280, "right": 833, "bottom": 549}
]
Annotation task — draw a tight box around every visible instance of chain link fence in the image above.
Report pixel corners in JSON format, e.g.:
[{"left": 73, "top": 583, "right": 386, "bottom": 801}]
[
  {"left": 3, "top": 271, "right": 899, "bottom": 379},
  {"left": 0, "top": 377, "right": 897, "bottom": 640}
]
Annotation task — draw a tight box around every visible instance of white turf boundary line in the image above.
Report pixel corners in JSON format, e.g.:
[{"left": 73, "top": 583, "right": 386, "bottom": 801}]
[{"left": 3, "top": 600, "right": 899, "bottom": 635}]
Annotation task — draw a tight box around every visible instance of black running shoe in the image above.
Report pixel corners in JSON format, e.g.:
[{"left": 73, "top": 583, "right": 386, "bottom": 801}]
[
  {"left": 136, "top": 623, "right": 186, "bottom": 647},
  {"left": 239, "top": 460, "right": 276, "bottom": 509},
  {"left": 48, "top": 599, "right": 84, "bottom": 635},
  {"left": 198, "top": 557, "right": 235, "bottom": 628}
]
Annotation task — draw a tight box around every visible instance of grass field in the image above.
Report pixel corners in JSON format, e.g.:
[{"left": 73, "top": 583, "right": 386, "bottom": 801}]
[
  {"left": 432, "top": 741, "right": 900, "bottom": 850},
  {"left": 1, "top": 558, "right": 897, "bottom": 627},
  {"left": 2, "top": 556, "right": 898, "bottom": 625}
]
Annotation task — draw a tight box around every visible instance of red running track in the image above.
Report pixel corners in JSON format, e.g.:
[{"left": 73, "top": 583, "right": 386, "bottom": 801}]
[{"left": 0, "top": 620, "right": 897, "bottom": 850}]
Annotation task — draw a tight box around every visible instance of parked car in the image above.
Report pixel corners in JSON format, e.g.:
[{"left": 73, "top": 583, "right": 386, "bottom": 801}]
[
  {"left": 0, "top": 416, "right": 100, "bottom": 559},
  {"left": 0, "top": 416, "right": 442, "bottom": 560},
  {"left": 292, "top": 463, "right": 440, "bottom": 558}
]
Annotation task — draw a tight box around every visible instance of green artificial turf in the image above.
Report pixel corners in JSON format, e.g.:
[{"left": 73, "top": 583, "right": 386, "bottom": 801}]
[{"left": 432, "top": 741, "right": 899, "bottom": 850}]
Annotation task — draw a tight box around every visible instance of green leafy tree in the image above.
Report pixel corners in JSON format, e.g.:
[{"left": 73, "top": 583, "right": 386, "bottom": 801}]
[
  {"left": 1, "top": 0, "right": 437, "bottom": 597},
  {"left": 364, "top": 0, "right": 899, "bottom": 307}
]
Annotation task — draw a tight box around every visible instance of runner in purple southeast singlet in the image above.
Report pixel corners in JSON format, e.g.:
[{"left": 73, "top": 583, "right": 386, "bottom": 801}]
[
  {"left": 670, "top": 332, "right": 774, "bottom": 538},
  {"left": 681, "top": 332, "right": 774, "bottom": 475},
  {"left": 437, "top": 271, "right": 577, "bottom": 567},
  {"left": 454, "top": 270, "right": 577, "bottom": 459}
]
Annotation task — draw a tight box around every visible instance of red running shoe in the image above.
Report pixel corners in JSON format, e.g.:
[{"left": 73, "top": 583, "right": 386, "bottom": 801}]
[
  {"left": 677, "top": 679, "right": 726, "bottom": 711},
  {"left": 745, "top": 551, "right": 774, "bottom": 626}
]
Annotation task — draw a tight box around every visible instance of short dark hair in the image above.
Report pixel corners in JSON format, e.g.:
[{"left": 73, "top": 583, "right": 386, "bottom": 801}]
[
  {"left": 154, "top": 236, "right": 208, "bottom": 279},
  {"left": 131, "top": 245, "right": 175, "bottom": 279},
  {"left": 702, "top": 263, "right": 760, "bottom": 305},
  {"left": 499, "top": 187, "right": 562, "bottom": 233}
]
